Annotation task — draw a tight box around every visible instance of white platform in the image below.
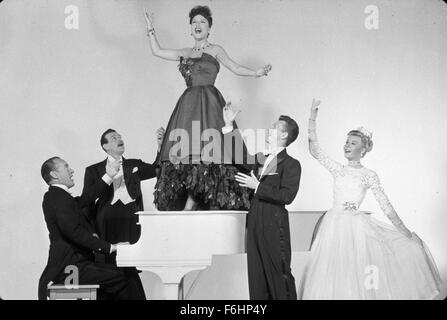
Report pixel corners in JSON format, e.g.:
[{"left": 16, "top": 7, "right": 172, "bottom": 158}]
[
  {"left": 117, "top": 210, "right": 324, "bottom": 300},
  {"left": 117, "top": 211, "right": 247, "bottom": 299}
]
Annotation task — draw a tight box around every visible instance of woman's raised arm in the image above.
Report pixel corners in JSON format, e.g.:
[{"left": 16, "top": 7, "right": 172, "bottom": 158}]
[
  {"left": 214, "top": 45, "right": 271, "bottom": 77},
  {"left": 144, "top": 10, "right": 188, "bottom": 61},
  {"left": 308, "top": 99, "right": 342, "bottom": 175}
]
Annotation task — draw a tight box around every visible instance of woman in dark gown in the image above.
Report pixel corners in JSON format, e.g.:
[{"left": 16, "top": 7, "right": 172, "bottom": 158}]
[{"left": 144, "top": 6, "right": 272, "bottom": 210}]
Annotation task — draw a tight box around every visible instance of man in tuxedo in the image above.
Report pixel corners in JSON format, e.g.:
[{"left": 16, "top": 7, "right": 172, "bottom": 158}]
[
  {"left": 39, "top": 156, "right": 146, "bottom": 300},
  {"left": 222, "top": 103, "right": 301, "bottom": 300},
  {"left": 82, "top": 129, "right": 162, "bottom": 296},
  {"left": 84, "top": 128, "right": 162, "bottom": 253}
]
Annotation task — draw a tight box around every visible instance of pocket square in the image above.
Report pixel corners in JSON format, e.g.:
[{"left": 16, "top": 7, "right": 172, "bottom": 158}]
[
  {"left": 266, "top": 172, "right": 278, "bottom": 176},
  {"left": 132, "top": 167, "right": 139, "bottom": 173}
]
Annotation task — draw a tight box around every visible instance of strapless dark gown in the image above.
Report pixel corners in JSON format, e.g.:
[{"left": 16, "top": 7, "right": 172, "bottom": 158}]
[{"left": 154, "top": 53, "right": 253, "bottom": 210}]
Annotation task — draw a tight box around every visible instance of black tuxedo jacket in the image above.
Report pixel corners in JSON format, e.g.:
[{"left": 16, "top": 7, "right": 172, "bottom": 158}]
[
  {"left": 251, "top": 148, "right": 301, "bottom": 207},
  {"left": 38, "top": 182, "right": 111, "bottom": 300},
  {"left": 82, "top": 157, "right": 157, "bottom": 223},
  {"left": 243, "top": 149, "right": 301, "bottom": 209}
]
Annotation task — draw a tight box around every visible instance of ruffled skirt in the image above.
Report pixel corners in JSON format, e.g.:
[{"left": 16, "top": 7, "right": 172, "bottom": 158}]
[{"left": 154, "top": 162, "right": 253, "bottom": 210}]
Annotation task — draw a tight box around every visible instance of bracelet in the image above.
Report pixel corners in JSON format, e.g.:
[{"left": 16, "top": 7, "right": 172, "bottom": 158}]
[
  {"left": 147, "top": 28, "right": 155, "bottom": 36},
  {"left": 263, "top": 65, "right": 269, "bottom": 76}
]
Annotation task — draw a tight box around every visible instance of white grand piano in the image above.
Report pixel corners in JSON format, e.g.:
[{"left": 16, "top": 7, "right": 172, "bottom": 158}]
[{"left": 116, "top": 210, "right": 324, "bottom": 300}]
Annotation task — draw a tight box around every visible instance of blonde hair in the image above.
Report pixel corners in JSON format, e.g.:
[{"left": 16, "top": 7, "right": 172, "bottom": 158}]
[{"left": 347, "top": 130, "right": 373, "bottom": 157}]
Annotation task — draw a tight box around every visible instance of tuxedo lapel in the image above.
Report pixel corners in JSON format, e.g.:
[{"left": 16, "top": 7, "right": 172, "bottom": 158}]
[
  {"left": 254, "top": 163, "right": 262, "bottom": 180},
  {"left": 98, "top": 159, "right": 107, "bottom": 178},
  {"left": 122, "top": 157, "right": 133, "bottom": 188},
  {"left": 260, "top": 149, "right": 287, "bottom": 180},
  {"left": 98, "top": 159, "right": 113, "bottom": 200},
  {"left": 254, "top": 153, "right": 268, "bottom": 179}
]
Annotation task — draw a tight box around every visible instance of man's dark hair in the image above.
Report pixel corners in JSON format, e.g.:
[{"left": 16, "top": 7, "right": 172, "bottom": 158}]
[
  {"left": 41, "top": 156, "right": 60, "bottom": 185},
  {"left": 100, "top": 129, "right": 116, "bottom": 152},
  {"left": 279, "top": 115, "right": 299, "bottom": 146}
]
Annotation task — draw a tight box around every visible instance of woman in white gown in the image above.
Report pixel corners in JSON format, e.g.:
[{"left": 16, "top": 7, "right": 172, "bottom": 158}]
[{"left": 298, "top": 99, "right": 443, "bottom": 300}]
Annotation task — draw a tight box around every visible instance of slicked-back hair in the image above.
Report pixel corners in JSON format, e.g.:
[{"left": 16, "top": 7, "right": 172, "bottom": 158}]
[
  {"left": 100, "top": 128, "right": 116, "bottom": 152},
  {"left": 279, "top": 115, "right": 299, "bottom": 146},
  {"left": 41, "top": 156, "right": 60, "bottom": 185}
]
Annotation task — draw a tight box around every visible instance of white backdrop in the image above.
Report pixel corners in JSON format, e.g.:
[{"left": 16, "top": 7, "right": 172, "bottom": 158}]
[{"left": 0, "top": 0, "right": 446, "bottom": 299}]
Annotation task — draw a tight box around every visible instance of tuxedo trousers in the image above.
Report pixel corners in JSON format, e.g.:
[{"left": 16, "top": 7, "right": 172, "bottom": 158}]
[
  {"left": 246, "top": 208, "right": 297, "bottom": 300},
  {"left": 98, "top": 200, "right": 140, "bottom": 244},
  {"left": 96, "top": 200, "right": 146, "bottom": 299}
]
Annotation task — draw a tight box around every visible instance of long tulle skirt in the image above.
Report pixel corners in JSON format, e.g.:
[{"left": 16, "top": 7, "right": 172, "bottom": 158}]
[{"left": 298, "top": 209, "right": 443, "bottom": 299}]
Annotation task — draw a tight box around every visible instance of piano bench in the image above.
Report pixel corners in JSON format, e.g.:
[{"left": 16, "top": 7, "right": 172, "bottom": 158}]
[{"left": 47, "top": 284, "right": 100, "bottom": 300}]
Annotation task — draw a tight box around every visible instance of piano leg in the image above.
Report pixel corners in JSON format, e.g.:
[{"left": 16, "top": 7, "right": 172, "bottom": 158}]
[
  {"left": 139, "top": 266, "right": 208, "bottom": 300},
  {"left": 164, "top": 283, "right": 181, "bottom": 300}
]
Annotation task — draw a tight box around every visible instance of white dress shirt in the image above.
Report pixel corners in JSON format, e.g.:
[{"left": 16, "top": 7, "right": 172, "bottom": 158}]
[
  {"left": 254, "top": 146, "right": 285, "bottom": 193},
  {"left": 107, "top": 155, "right": 134, "bottom": 205},
  {"left": 259, "top": 146, "right": 285, "bottom": 177}
]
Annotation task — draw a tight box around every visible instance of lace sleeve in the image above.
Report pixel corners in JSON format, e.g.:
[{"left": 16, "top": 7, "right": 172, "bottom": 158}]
[
  {"left": 367, "top": 170, "right": 412, "bottom": 238},
  {"left": 308, "top": 119, "right": 343, "bottom": 176}
]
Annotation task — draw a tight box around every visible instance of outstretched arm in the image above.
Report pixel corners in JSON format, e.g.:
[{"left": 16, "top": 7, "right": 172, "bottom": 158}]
[
  {"left": 144, "top": 10, "right": 188, "bottom": 61},
  {"left": 368, "top": 171, "right": 412, "bottom": 238},
  {"left": 214, "top": 45, "right": 271, "bottom": 77},
  {"left": 308, "top": 99, "right": 342, "bottom": 175},
  {"left": 133, "top": 159, "right": 157, "bottom": 181},
  {"left": 222, "top": 102, "right": 262, "bottom": 172}
]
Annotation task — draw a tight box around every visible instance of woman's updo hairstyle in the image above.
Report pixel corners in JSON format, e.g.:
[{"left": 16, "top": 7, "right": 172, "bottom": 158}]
[
  {"left": 189, "top": 6, "right": 213, "bottom": 27},
  {"left": 348, "top": 127, "right": 374, "bottom": 157}
]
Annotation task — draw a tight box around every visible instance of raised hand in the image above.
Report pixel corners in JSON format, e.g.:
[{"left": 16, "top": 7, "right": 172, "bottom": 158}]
[
  {"left": 156, "top": 127, "right": 165, "bottom": 150},
  {"left": 310, "top": 98, "right": 321, "bottom": 120},
  {"left": 144, "top": 9, "right": 154, "bottom": 30},
  {"left": 106, "top": 159, "right": 122, "bottom": 178},
  {"left": 223, "top": 102, "right": 241, "bottom": 126},
  {"left": 235, "top": 171, "right": 259, "bottom": 190},
  {"left": 255, "top": 64, "right": 272, "bottom": 77}
]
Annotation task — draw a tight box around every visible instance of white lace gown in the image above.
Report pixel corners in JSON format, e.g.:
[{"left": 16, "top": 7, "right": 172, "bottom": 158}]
[{"left": 298, "top": 123, "right": 443, "bottom": 300}]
